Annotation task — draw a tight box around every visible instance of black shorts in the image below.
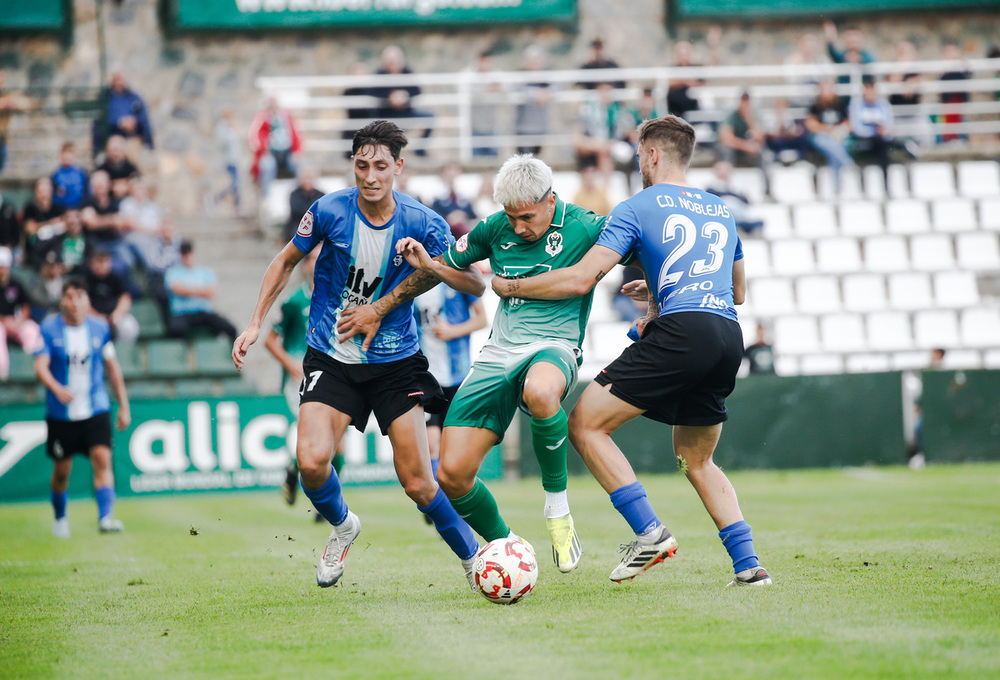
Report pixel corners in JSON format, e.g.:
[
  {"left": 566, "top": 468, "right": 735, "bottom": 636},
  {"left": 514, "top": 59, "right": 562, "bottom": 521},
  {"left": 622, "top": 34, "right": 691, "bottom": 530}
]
[
  {"left": 299, "top": 347, "right": 445, "bottom": 435},
  {"left": 426, "top": 384, "right": 460, "bottom": 429},
  {"left": 595, "top": 312, "right": 743, "bottom": 427},
  {"left": 46, "top": 412, "right": 113, "bottom": 460}
]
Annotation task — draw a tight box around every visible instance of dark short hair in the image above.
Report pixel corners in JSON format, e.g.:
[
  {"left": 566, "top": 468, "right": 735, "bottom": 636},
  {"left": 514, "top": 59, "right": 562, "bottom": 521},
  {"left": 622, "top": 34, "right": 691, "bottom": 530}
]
[
  {"left": 637, "top": 115, "right": 697, "bottom": 169},
  {"left": 179, "top": 240, "right": 194, "bottom": 256},
  {"left": 62, "top": 277, "right": 87, "bottom": 295},
  {"left": 352, "top": 120, "right": 409, "bottom": 160}
]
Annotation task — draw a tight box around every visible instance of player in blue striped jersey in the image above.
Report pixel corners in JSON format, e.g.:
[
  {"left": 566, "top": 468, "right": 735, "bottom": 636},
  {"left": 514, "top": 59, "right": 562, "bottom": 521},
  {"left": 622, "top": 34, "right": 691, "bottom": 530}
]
[
  {"left": 493, "top": 116, "right": 770, "bottom": 588},
  {"left": 233, "top": 120, "right": 485, "bottom": 590},
  {"left": 34, "top": 278, "right": 131, "bottom": 538}
]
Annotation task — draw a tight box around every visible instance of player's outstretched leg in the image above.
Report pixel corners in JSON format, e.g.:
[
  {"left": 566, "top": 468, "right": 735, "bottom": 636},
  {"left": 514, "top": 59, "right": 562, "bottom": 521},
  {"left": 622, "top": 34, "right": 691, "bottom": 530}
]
[
  {"left": 417, "top": 487, "right": 481, "bottom": 592},
  {"left": 301, "top": 465, "right": 359, "bottom": 587},
  {"left": 437, "top": 426, "right": 513, "bottom": 544},
  {"left": 607, "top": 481, "right": 678, "bottom": 582}
]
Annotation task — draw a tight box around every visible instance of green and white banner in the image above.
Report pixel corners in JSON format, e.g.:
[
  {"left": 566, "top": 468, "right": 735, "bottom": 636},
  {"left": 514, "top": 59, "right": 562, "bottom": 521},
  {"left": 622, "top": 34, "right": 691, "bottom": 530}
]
[
  {"left": 1, "top": 397, "right": 501, "bottom": 503},
  {"left": 166, "top": 0, "right": 576, "bottom": 30}
]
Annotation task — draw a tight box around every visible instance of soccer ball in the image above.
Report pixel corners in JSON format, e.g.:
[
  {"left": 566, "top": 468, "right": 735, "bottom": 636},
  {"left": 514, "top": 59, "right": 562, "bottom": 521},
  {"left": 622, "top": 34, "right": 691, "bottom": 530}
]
[{"left": 474, "top": 537, "right": 538, "bottom": 605}]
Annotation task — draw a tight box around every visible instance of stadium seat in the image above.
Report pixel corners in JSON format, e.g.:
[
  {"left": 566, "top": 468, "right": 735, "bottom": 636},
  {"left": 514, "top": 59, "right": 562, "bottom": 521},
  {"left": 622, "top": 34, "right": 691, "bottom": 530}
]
[
  {"left": 116, "top": 343, "right": 145, "bottom": 378},
  {"left": 820, "top": 313, "right": 866, "bottom": 352},
  {"left": 865, "top": 164, "right": 909, "bottom": 200},
  {"left": 886, "top": 200, "right": 931, "bottom": 235},
  {"left": 749, "top": 278, "right": 796, "bottom": 316},
  {"left": 770, "top": 240, "right": 815, "bottom": 276},
  {"left": 795, "top": 275, "right": 841, "bottom": 313},
  {"left": 406, "top": 174, "right": 447, "bottom": 204},
  {"left": 146, "top": 339, "right": 192, "bottom": 378},
  {"left": 912, "top": 310, "right": 960, "bottom": 349},
  {"left": 931, "top": 198, "right": 977, "bottom": 233},
  {"left": 739, "top": 239, "right": 771, "bottom": 279},
  {"left": 193, "top": 337, "right": 239, "bottom": 376},
  {"left": 933, "top": 271, "right": 980, "bottom": 308},
  {"left": 846, "top": 353, "right": 892, "bottom": 373},
  {"left": 731, "top": 168, "right": 767, "bottom": 204},
  {"left": 909, "top": 162, "right": 956, "bottom": 199},
  {"left": 770, "top": 164, "right": 815, "bottom": 204},
  {"left": 773, "top": 315, "right": 820, "bottom": 354},
  {"left": 842, "top": 273, "right": 888, "bottom": 312},
  {"left": 838, "top": 201, "right": 884, "bottom": 237},
  {"left": 219, "top": 376, "right": 259, "bottom": 396},
  {"left": 891, "top": 351, "right": 933, "bottom": 370},
  {"left": 772, "top": 355, "right": 799, "bottom": 376},
  {"left": 959, "top": 308, "right": 1000, "bottom": 348},
  {"left": 957, "top": 160, "right": 1000, "bottom": 198},
  {"left": 799, "top": 353, "right": 845, "bottom": 375},
  {"left": 754, "top": 204, "right": 793, "bottom": 240},
  {"left": 866, "top": 311, "right": 914, "bottom": 351},
  {"left": 939, "top": 348, "right": 982, "bottom": 370},
  {"left": 174, "top": 378, "right": 222, "bottom": 399},
  {"left": 133, "top": 299, "right": 167, "bottom": 340},
  {"left": 817, "top": 165, "right": 863, "bottom": 202},
  {"left": 863, "top": 236, "right": 909, "bottom": 273},
  {"left": 816, "top": 237, "right": 863, "bottom": 274},
  {"left": 127, "top": 380, "right": 173, "bottom": 400},
  {"left": 607, "top": 172, "right": 631, "bottom": 205},
  {"left": 7, "top": 348, "right": 35, "bottom": 383},
  {"left": 792, "top": 203, "right": 838, "bottom": 239},
  {"left": 909, "top": 234, "right": 955, "bottom": 271},
  {"left": 887, "top": 272, "right": 934, "bottom": 310},
  {"left": 551, "top": 172, "right": 582, "bottom": 202},
  {"left": 955, "top": 232, "right": 1000, "bottom": 270},
  {"left": 983, "top": 349, "right": 1000, "bottom": 369},
  {"left": 0, "top": 384, "right": 35, "bottom": 405},
  {"left": 979, "top": 198, "right": 1000, "bottom": 232}
]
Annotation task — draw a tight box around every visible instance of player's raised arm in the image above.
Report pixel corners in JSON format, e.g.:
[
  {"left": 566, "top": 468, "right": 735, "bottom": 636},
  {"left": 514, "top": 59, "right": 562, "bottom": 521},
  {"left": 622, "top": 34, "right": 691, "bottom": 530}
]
[
  {"left": 396, "top": 236, "right": 485, "bottom": 296},
  {"left": 492, "top": 243, "right": 621, "bottom": 300},
  {"left": 233, "top": 241, "right": 306, "bottom": 370}
]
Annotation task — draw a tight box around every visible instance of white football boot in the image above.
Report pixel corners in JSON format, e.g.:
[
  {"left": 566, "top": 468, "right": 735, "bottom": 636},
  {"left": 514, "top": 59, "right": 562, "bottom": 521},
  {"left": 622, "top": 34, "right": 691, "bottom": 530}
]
[
  {"left": 609, "top": 525, "right": 678, "bottom": 582},
  {"left": 98, "top": 517, "right": 125, "bottom": 533},
  {"left": 52, "top": 517, "right": 71, "bottom": 538},
  {"left": 316, "top": 511, "right": 361, "bottom": 588}
]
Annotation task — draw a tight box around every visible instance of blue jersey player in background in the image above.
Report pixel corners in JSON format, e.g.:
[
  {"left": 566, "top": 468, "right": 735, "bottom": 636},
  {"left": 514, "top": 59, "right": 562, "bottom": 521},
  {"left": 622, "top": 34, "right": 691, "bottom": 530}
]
[
  {"left": 492, "top": 115, "right": 771, "bottom": 588},
  {"left": 35, "top": 278, "right": 131, "bottom": 538},
  {"left": 232, "top": 120, "right": 486, "bottom": 591}
]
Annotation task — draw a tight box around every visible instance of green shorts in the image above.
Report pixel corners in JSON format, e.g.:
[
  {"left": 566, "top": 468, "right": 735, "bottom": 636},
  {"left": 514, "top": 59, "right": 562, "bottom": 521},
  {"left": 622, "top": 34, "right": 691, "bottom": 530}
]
[{"left": 444, "top": 342, "right": 579, "bottom": 441}]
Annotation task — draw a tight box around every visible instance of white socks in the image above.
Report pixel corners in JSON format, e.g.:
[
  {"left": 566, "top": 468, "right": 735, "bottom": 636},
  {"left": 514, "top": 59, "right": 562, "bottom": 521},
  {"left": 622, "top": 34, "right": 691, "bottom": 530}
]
[{"left": 543, "top": 490, "right": 570, "bottom": 519}]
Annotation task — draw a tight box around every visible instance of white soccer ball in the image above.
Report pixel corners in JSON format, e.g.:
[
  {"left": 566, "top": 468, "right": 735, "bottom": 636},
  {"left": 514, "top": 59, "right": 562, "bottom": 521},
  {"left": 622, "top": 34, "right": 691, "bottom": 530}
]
[{"left": 474, "top": 537, "right": 538, "bottom": 605}]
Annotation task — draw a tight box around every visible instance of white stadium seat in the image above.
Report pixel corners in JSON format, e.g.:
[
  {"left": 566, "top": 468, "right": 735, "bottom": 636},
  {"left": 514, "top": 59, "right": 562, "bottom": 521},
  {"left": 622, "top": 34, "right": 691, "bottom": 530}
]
[
  {"left": 959, "top": 308, "right": 1000, "bottom": 348},
  {"left": 909, "top": 234, "right": 955, "bottom": 271},
  {"left": 773, "top": 355, "right": 800, "bottom": 376},
  {"left": 771, "top": 240, "right": 816, "bottom": 276},
  {"left": 739, "top": 239, "right": 771, "bottom": 279},
  {"left": 839, "top": 202, "right": 884, "bottom": 237},
  {"left": 933, "top": 271, "right": 980, "bottom": 308},
  {"left": 770, "top": 164, "right": 816, "bottom": 204},
  {"left": 955, "top": 232, "right": 1000, "bottom": 270},
  {"left": 551, "top": 172, "right": 582, "bottom": 202},
  {"left": 816, "top": 237, "right": 863, "bottom": 274},
  {"left": 773, "top": 315, "right": 820, "bottom": 354},
  {"left": 888, "top": 164, "right": 911, "bottom": 199},
  {"left": 406, "top": 174, "right": 447, "bottom": 204},
  {"left": 940, "top": 349, "right": 982, "bottom": 370},
  {"left": 800, "top": 353, "right": 845, "bottom": 375},
  {"left": 863, "top": 165, "right": 887, "bottom": 200},
  {"left": 979, "top": 198, "right": 1000, "bottom": 232},
  {"left": 863, "top": 236, "right": 909, "bottom": 273},
  {"left": 867, "top": 311, "right": 914, "bottom": 351},
  {"left": 796, "top": 275, "right": 841, "bottom": 313},
  {"left": 887, "top": 272, "right": 934, "bottom": 310},
  {"left": 983, "top": 349, "right": 1000, "bottom": 368},
  {"left": 817, "top": 165, "right": 863, "bottom": 202},
  {"left": 793, "top": 203, "right": 838, "bottom": 239},
  {"left": 846, "top": 353, "right": 892, "bottom": 373},
  {"left": 886, "top": 200, "right": 931, "bottom": 234},
  {"left": 909, "top": 162, "right": 956, "bottom": 199},
  {"left": 957, "top": 160, "right": 1000, "bottom": 198},
  {"left": 931, "top": 198, "right": 978, "bottom": 233},
  {"left": 913, "top": 310, "right": 960, "bottom": 349},
  {"left": 842, "top": 273, "right": 888, "bottom": 312},
  {"left": 821, "top": 313, "right": 867, "bottom": 352},
  {"left": 892, "top": 351, "right": 934, "bottom": 370},
  {"left": 731, "top": 168, "right": 768, "bottom": 204},
  {"left": 755, "top": 204, "right": 793, "bottom": 240},
  {"left": 749, "top": 278, "right": 796, "bottom": 316}
]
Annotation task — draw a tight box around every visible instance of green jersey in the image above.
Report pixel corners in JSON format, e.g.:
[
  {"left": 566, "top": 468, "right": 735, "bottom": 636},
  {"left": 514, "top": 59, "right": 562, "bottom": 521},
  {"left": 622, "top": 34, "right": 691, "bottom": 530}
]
[
  {"left": 444, "top": 195, "right": 606, "bottom": 355},
  {"left": 272, "top": 282, "right": 312, "bottom": 386}
]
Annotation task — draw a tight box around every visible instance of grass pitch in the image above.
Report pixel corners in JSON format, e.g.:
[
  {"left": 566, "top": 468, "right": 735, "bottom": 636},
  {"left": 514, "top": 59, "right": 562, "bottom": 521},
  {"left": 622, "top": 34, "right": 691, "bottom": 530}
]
[{"left": 2, "top": 463, "right": 999, "bottom": 680}]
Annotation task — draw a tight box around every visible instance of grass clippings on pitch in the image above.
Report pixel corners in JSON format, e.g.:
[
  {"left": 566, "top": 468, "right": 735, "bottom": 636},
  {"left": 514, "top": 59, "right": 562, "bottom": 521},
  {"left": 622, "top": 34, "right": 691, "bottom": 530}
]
[{"left": 2, "top": 463, "right": 999, "bottom": 680}]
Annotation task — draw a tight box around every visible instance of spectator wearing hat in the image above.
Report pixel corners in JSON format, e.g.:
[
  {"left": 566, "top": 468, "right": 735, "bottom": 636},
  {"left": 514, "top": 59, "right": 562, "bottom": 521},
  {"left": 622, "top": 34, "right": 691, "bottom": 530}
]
[{"left": 0, "top": 245, "right": 42, "bottom": 379}]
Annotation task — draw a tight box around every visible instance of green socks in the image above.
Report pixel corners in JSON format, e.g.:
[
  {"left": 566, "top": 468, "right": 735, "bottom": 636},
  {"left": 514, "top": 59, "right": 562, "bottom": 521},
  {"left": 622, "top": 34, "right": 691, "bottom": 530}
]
[
  {"left": 531, "top": 409, "right": 569, "bottom": 493},
  {"left": 332, "top": 452, "right": 345, "bottom": 476},
  {"left": 450, "top": 478, "right": 510, "bottom": 542}
]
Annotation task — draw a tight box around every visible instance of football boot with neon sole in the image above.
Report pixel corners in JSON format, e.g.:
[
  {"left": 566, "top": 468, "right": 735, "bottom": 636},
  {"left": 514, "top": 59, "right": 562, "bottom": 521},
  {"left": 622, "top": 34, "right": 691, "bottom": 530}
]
[
  {"left": 609, "top": 525, "right": 678, "bottom": 582},
  {"left": 546, "top": 513, "right": 582, "bottom": 573}
]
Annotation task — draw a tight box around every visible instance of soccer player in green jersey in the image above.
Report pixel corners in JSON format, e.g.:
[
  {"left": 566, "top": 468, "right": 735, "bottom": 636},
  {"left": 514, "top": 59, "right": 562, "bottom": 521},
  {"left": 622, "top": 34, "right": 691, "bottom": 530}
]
[
  {"left": 387, "top": 155, "right": 606, "bottom": 574},
  {"left": 264, "top": 248, "right": 346, "bottom": 510}
]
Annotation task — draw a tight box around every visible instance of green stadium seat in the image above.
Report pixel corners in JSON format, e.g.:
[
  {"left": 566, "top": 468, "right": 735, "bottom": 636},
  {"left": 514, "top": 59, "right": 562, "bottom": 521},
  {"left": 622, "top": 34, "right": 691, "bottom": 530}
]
[
  {"left": 218, "top": 376, "right": 258, "bottom": 397},
  {"left": 116, "top": 343, "right": 145, "bottom": 378},
  {"left": 7, "top": 347, "right": 36, "bottom": 384},
  {"left": 127, "top": 380, "right": 174, "bottom": 400},
  {"left": 146, "top": 339, "right": 191, "bottom": 378},
  {"left": 133, "top": 299, "right": 167, "bottom": 340},
  {"left": 0, "top": 384, "right": 32, "bottom": 405},
  {"left": 173, "top": 378, "right": 221, "bottom": 398},
  {"left": 193, "top": 337, "right": 237, "bottom": 377}
]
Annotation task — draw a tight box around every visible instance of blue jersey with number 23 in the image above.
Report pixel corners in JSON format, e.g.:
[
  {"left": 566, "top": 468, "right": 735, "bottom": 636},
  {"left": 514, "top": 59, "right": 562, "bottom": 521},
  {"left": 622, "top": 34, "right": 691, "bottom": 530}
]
[{"left": 596, "top": 183, "right": 743, "bottom": 322}]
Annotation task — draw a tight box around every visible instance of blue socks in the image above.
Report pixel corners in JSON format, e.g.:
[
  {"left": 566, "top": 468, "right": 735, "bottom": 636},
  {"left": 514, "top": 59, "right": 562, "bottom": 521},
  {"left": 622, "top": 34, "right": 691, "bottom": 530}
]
[
  {"left": 419, "top": 487, "right": 479, "bottom": 560},
  {"left": 430, "top": 458, "right": 440, "bottom": 478},
  {"left": 610, "top": 481, "right": 661, "bottom": 535},
  {"left": 95, "top": 486, "right": 115, "bottom": 520},
  {"left": 301, "top": 467, "right": 349, "bottom": 526},
  {"left": 719, "top": 521, "right": 760, "bottom": 573},
  {"left": 51, "top": 489, "right": 68, "bottom": 520}
]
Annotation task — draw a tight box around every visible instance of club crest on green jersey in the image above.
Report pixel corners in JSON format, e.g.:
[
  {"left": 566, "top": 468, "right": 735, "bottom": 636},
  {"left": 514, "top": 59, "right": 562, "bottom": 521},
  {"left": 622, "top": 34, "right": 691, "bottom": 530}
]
[{"left": 545, "top": 231, "right": 563, "bottom": 257}]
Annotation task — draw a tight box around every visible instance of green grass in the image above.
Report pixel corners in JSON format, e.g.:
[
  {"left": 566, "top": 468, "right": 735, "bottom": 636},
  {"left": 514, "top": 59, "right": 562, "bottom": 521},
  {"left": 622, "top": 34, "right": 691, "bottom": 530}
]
[{"left": 2, "top": 464, "right": 999, "bottom": 680}]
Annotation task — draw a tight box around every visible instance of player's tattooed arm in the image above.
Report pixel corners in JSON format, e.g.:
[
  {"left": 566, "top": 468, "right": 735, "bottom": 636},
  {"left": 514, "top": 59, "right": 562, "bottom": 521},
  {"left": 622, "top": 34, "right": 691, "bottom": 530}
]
[
  {"left": 492, "top": 244, "right": 622, "bottom": 300},
  {"left": 395, "top": 237, "right": 486, "bottom": 296}
]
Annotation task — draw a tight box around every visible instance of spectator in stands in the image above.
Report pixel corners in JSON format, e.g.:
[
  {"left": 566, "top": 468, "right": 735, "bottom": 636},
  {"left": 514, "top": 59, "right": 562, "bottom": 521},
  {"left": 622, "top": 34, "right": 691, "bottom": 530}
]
[
  {"left": 823, "top": 20, "right": 875, "bottom": 87},
  {"left": 213, "top": 109, "right": 242, "bottom": 215},
  {"left": 367, "top": 45, "right": 433, "bottom": 156},
  {"left": 120, "top": 178, "right": 172, "bottom": 271},
  {"left": 429, "top": 162, "right": 477, "bottom": 223},
  {"left": 164, "top": 240, "right": 236, "bottom": 341},
  {"left": 57, "top": 210, "right": 85, "bottom": 273},
  {"left": 97, "top": 135, "right": 140, "bottom": 200},
  {"left": 939, "top": 42, "right": 972, "bottom": 143},
  {"left": 94, "top": 70, "right": 154, "bottom": 156},
  {"left": 574, "top": 82, "right": 624, "bottom": 173},
  {"left": 763, "top": 98, "right": 811, "bottom": 164},
  {"left": 805, "top": 79, "right": 855, "bottom": 194},
  {"left": 849, "top": 77, "right": 914, "bottom": 193},
  {"left": 0, "top": 245, "right": 41, "bottom": 379},
  {"left": 718, "top": 92, "right": 771, "bottom": 197},
  {"left": 80, "top": 171, "right": 127, "bottom": 269},
  {"left": 0, "top": 188, "right": 22, "bottom": 255},
  {"left": 249, "top": 96, "right": 302, "bottom": 200},
  {"left": 578, "top": 37, "right": 625, "bottom": 90},
  {"left": 572, "top": 165, "right": 613, "bottom": 216},
  {"left": 25, "top": 249, "right": 66, "bottom": 322},
  {"left": 51, "top": 142, "right": 89, "bottom": 210},
  {"left": 470, "top": 51, "right": 503, "bottom": 157},
  {"left": 621, "top": 87, "right": 660, "bottom": 189},
  {"left": 0, "top": 68, "right": 32, "bottom": 174},
  {"left": 887, "top": 41, "right": 932, "bottom": 147},
  {"left": 285, "top": 165, "right": 324, "bottom": 243},
  {"left": 744, "top": 323, "right": 775, "bottom": 375},
  {"left": 514, "top": 45, "right": 554, "bottom": 155},
  {"left": 666, "top": 29, "right": 721, "bottom": 121},
  {"left": 784, "top": 32, "right": 832, "bottom": 104},
  {"left": 706, "top": 160, "right": 764, "bottom": 236},
  {"left": 22, "top": 177, "right": 66, "bottom": 267},
  {"left": 83, "top": 247, "right": 138, "bottom": 345}
]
